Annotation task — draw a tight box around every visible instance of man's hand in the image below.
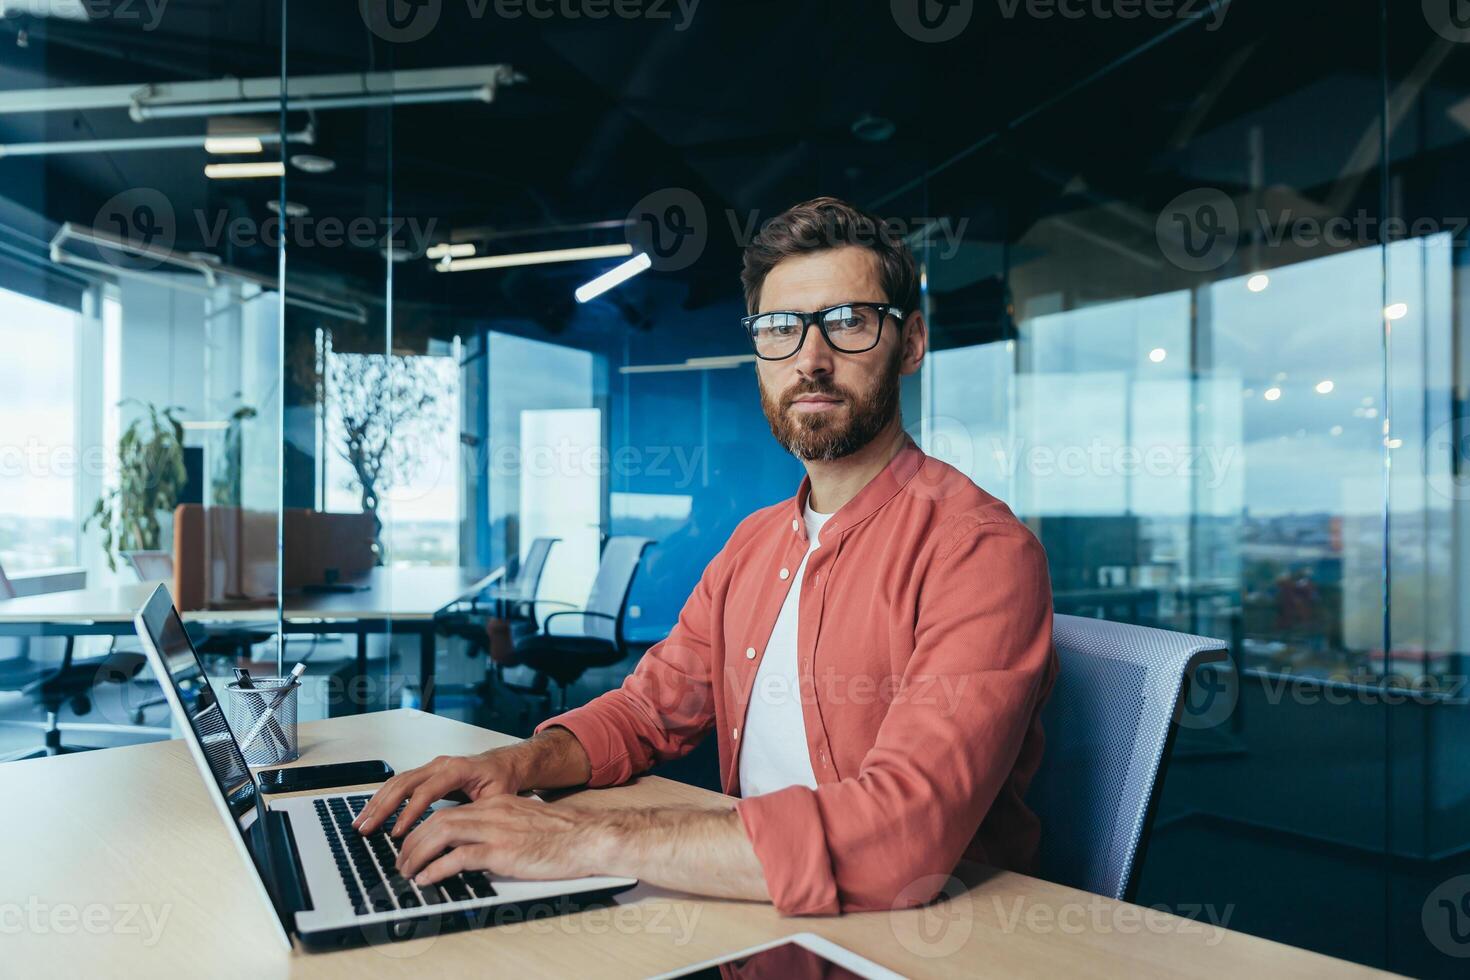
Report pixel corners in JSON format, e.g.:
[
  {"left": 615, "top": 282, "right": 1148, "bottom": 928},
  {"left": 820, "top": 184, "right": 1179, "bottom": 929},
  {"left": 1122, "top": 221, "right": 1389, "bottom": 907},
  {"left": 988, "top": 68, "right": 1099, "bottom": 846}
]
[
  {"left": 395, "top": 796, "right": 604, "bottom": 884},
  {"left": 353, "top": 725, "right": 593, "bottom": 837},
  {"left": 352, "top": 751, "right": 522, "bottom": 837}
]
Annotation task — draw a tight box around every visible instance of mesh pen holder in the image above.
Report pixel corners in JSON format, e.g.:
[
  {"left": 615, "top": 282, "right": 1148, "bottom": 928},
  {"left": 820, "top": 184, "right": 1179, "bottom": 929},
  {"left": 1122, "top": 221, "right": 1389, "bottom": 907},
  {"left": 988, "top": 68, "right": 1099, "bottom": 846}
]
[{"left": 225, "top": 678, "right": 300, "bottom": 766}]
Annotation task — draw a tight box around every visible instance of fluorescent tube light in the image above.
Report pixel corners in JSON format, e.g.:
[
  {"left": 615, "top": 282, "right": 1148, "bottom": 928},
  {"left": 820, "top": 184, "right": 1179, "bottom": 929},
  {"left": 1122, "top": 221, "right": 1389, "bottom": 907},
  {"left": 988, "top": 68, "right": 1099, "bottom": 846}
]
[
  {"left": 438, "top": 243, "right": 634, "bottom": 272},
  {"left": 426, "top": 243, "right": 477, "bottom": 260},
  {"left": 204, "top": 161, "right": 286, "bottom": 179},
  {"left": 575, "top": 252, "right": 652, "bottom": 303},
  {"left": 204, "top": 136, "right": 264, "bottom": 154}
]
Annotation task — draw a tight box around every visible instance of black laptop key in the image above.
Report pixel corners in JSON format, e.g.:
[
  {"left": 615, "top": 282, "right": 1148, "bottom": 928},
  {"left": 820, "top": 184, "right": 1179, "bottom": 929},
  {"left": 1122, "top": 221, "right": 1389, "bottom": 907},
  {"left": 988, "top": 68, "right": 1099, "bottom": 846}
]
[
  {"left": 441, "top": 876, "right": 472, "bottom": 903},
  {"left": 461, "top": 871, "right": 496, "bottom": 898},
  {"left": 418, "top": 883, "right": 447, "bottom": 905}
]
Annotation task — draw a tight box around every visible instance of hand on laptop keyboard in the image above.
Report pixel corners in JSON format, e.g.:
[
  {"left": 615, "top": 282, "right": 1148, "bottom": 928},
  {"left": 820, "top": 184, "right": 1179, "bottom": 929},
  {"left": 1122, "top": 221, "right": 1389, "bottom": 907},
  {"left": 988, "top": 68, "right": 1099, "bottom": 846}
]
[
  {"left": 317, "top": 795, "right": 496, "bottom": 917},
  {"left": 352, "top": 751, "right": 523, "bottom": 839}
]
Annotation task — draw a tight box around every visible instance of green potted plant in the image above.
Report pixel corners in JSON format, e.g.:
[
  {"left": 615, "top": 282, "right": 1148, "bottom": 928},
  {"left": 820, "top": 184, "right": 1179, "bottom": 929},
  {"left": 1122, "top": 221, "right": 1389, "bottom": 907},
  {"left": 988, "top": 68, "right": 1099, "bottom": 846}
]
[{"left": 84, "top": 400, "right": 188, "bottom": 572}]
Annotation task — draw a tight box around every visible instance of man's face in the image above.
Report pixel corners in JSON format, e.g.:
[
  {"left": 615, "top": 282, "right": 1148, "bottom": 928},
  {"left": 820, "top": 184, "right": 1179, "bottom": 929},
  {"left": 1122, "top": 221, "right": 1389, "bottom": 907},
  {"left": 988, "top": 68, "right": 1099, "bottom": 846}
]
[{"left": 754, "top": 246, "right": 923, "bottom": 461}]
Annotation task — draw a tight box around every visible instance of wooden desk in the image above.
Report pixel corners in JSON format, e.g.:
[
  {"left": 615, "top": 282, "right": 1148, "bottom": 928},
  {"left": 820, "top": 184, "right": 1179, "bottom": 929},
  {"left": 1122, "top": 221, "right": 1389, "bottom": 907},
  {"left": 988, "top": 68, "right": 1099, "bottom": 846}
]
[
  {"left": 0, "top": 568, "right": 496, "bottom": 712},
  {"left": 0, "top": 710, "right": 1388, "bottom": 979}
]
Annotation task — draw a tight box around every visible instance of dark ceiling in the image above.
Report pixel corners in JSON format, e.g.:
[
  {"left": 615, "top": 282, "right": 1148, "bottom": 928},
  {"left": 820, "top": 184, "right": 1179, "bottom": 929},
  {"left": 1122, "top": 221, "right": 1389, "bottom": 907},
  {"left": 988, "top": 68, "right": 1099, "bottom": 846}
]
[{"left": 1, "top": 1, "right": 1466, "bottom": 349}]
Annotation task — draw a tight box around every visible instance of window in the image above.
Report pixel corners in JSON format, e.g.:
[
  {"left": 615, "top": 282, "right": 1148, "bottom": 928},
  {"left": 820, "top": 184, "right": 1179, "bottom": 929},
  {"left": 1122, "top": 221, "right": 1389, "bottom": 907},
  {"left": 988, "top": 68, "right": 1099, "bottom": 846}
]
[{"left": 0, "top": 287, "right": 79, "bottom": 574}]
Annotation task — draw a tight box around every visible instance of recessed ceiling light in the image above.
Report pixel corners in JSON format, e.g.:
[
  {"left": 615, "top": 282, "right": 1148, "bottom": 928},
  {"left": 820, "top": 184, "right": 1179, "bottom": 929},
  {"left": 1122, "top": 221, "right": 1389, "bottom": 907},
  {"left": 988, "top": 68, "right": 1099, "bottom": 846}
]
[
  {"left": 266, "top": 199, "right": 310, "bottom": 218},
  {"left": 290, "top": 154, "right": 336, "bottom": 174},
  {"left": 1246, "top": 273, "right": 1269, "bottom": 292}
]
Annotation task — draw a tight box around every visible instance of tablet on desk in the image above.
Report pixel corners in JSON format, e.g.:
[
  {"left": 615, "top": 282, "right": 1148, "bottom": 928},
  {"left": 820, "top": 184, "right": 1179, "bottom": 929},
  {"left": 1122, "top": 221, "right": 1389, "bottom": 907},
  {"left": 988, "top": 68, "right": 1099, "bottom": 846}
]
[{"left": 651, "top": 933, "right": 907, "bottom": 980}]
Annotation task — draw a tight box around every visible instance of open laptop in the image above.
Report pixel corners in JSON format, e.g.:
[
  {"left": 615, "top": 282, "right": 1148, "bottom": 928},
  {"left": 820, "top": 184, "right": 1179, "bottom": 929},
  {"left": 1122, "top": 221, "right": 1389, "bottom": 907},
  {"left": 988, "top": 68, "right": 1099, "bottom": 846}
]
[{"left": 133, "top": 584, "right": 637, "bottom": 952}]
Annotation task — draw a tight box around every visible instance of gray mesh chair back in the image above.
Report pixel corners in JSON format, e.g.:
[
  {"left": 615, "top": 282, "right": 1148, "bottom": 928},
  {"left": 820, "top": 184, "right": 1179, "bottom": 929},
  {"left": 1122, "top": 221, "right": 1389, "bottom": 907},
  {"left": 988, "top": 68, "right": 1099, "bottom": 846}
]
[
  {"left": 579, "top": 536, "right": 653, "bottom": 645},
  {"left": 510, "top": 536, "right": 558, "bottom": 603},
  {"left": 1026, "top": 614, "right": 1228, "bottom": 901}
]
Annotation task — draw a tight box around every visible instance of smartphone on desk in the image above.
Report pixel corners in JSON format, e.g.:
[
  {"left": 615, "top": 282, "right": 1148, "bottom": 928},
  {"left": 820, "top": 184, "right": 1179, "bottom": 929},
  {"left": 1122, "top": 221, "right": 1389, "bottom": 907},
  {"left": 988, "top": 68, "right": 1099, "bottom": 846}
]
[{"left": 257, "top": 760, "right": 394, "bottom": 794}]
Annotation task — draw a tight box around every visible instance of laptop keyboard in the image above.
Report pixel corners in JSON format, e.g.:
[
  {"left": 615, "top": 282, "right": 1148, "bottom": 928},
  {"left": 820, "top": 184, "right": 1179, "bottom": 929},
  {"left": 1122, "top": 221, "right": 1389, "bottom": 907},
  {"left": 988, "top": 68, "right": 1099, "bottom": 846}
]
[{"left": 315, "top": 795, "right": 497, "bottom": 917}]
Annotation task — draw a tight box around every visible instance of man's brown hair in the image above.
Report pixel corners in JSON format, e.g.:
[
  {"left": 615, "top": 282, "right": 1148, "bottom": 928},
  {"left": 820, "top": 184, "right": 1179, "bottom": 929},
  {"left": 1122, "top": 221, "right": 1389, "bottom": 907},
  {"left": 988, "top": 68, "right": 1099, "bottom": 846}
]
[{"left": 740, "top": 196, "right": 921, "bottom": 316}]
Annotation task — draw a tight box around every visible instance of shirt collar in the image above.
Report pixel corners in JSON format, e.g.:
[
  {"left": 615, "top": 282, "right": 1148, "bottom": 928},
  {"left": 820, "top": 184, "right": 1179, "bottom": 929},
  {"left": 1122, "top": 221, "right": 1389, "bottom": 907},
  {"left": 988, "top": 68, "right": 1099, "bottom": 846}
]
[{"left": 791, "top": 434, "right": 925, "bottom": 542}]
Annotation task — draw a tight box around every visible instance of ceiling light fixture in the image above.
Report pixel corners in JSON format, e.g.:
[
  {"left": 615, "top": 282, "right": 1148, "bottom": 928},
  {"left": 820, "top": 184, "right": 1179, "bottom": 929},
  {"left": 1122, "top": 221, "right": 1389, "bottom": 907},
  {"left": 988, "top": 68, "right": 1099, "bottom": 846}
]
[
  {"left": 1246, "top": 273, "right": 1269, "bottom": 292},
  {"left": 290, "top": 154, "right": 337, "bottom": 174},
  {"left": 575, "top": 252, "right": 652, "bottom": 303},
  {"left": 204, "top": 161, "right": 286, "bottom": 179},
  {"left": 426, "top": 243, "right": 477, "bottom": 260},
  {"left": 439, "top": 243, "right": 634, "bottom": 273},
  {"left": 204, "top": 136, "right": 264, "bottom": 154}
]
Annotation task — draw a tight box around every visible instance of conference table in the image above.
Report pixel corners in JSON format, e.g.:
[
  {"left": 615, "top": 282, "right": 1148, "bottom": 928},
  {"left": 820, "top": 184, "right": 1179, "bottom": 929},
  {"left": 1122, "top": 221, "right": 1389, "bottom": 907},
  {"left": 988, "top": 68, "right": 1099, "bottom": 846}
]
[
  {"left": 0, "top": 567, "right": 500, "bottom": 713},
  {"left": 0, "top": 709, "right": 1387, "bottom": 978}
]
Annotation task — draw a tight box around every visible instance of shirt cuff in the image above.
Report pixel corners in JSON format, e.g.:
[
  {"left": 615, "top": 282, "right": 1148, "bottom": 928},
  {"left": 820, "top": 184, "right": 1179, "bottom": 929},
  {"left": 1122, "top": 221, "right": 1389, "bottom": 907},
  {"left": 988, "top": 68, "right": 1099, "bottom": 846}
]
[
  {"left": 736, "top": 785, "right": 839, "bottom": 916},
  {"left": 534, "top": 705, "right": 632, "bottom": 788}
]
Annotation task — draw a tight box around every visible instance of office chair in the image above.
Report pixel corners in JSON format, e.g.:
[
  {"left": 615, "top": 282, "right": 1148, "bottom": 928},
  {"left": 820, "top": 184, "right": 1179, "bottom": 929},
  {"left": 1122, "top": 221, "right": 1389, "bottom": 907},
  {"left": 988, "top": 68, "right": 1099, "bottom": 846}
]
[
  {"left": 1025, "top": 614, "right": 1228, "bottom": 902},
  {"left": 464, "top": 536, "right": 560, "bottom": 635},
  {"left": 497, "top": 535, "right": 653, "bottom": 716},
  {"left": 435, "top": 536, "right": 559, "bottom": 658},
  {"left": 0, "top": 560, "right": 160, "bottom": 762}
]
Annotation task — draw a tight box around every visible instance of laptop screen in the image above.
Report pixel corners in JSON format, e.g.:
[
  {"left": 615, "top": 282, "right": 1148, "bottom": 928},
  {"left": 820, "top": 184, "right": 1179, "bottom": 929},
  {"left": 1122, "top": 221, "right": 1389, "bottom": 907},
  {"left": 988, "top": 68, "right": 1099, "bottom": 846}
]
[{"left": 134, "top": 585, "right": 291, "bottom": 946}]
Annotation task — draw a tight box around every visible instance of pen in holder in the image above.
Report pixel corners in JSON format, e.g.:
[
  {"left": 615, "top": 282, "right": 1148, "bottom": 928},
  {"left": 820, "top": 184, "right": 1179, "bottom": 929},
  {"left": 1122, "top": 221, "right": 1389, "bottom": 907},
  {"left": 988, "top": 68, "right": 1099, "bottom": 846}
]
[{"left": 225, "top": 676, "right": 300, "bottom": 765}]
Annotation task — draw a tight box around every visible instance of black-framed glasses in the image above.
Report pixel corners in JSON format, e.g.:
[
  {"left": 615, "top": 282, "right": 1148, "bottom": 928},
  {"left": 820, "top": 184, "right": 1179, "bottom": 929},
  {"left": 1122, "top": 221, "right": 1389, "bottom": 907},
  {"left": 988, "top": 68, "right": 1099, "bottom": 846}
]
[{"left": 741, "top": 302, "right": 905, "bottom": 360}]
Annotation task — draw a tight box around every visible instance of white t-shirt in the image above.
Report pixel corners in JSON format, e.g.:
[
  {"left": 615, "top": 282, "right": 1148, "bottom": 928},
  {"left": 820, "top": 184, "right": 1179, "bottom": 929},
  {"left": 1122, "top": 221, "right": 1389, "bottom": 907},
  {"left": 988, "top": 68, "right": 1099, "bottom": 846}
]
[{"left": 737, "top": 500, "right": 833, "bottom": 798}]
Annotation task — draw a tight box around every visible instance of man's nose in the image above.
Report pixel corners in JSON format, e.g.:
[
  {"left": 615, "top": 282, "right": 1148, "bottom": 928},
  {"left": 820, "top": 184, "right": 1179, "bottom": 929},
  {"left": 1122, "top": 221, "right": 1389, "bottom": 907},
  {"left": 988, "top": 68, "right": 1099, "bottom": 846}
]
[{"left": 793, "top": 323, "right": 836, "bottom": 380}]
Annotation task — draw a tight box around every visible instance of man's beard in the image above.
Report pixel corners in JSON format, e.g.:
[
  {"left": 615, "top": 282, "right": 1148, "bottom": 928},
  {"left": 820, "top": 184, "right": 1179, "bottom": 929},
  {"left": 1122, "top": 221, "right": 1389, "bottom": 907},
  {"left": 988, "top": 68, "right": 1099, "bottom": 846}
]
[{"left": 759, "top": 346, "right": 902, "bottom": 462}]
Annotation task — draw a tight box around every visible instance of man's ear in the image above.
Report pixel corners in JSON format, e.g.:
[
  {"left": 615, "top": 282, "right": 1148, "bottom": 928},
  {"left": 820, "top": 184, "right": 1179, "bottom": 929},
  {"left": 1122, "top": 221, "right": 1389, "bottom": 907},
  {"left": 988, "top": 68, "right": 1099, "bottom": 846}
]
[{"left": 899, "top": 310, "right": 928, "bottom": 377}]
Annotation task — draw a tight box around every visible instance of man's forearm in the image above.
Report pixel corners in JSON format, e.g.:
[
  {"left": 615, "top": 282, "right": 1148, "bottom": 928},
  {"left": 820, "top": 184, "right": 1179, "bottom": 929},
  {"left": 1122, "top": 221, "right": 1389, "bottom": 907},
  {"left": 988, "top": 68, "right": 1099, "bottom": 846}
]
[
  {"left": 503, "top": 725, "right": 592, "bottom": 792},
  {"left": 588, "top": 805, "right": 770, "bottom": 903}
]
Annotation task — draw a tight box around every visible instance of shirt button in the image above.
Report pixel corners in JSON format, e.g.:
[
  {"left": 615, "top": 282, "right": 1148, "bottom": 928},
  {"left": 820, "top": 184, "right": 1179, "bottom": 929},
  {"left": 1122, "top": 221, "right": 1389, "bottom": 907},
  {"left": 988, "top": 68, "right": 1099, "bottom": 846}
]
[
  {"left": 745, "top": 647, "right": 756, "bottom": 660},
  {"left": 792, "top": 519, "right": 799, "bottom": 531},
  {"left": 779, "top": 567, "right": 790, "bottom": 580},
  {"left": 732, "top": 727, "right": 740, "bottom": 740}
]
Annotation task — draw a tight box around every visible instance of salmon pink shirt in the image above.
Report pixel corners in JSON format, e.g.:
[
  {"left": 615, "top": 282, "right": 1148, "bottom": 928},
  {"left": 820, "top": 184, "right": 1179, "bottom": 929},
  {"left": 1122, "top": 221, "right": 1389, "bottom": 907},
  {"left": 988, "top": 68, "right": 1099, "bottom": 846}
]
[{"left": 537, "top": 437, "right": 1057, "bottom": 916}]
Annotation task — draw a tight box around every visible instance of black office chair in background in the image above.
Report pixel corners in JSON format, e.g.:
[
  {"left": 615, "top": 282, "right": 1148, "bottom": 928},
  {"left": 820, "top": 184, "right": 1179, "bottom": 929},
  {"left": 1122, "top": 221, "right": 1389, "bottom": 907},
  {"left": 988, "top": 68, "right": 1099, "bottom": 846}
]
[
  {"left": 500, "top": 535, "right": 653, "bottom": 717},
  {"left": 0, "top": 560, "right": 152, "bottom": 762}
]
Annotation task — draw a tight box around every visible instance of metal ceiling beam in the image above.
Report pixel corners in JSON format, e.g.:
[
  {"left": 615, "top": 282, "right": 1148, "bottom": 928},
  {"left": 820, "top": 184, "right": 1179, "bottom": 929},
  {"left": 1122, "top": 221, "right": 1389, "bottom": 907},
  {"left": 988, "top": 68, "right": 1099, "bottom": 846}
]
[{"left": 0, "top": 65, "right": 521, "bottom": 117}]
